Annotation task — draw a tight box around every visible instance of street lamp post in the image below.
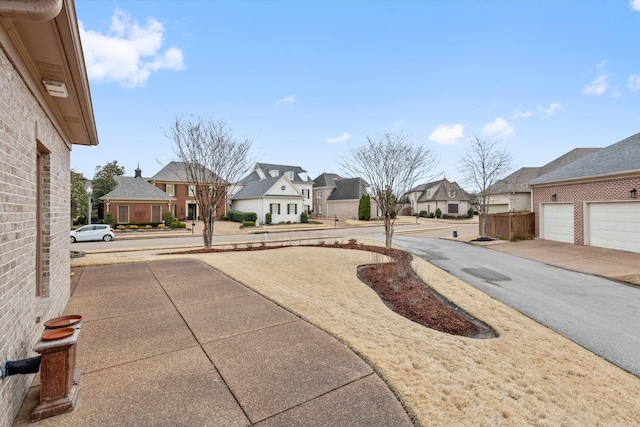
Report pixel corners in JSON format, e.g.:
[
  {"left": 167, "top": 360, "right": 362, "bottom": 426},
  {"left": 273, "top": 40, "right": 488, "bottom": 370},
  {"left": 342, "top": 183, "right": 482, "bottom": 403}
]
[{"left": 86, "top": 186, "right": 92, "bottom": 225}]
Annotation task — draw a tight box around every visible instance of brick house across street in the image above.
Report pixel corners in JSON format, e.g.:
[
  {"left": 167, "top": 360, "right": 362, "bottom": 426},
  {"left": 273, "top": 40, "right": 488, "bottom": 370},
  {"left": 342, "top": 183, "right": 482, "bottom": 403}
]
[
  {"left": 0, "top": 1, "right": 99, "bottom": 424},
  {"left": 529, "top": 132, "right": 640, "bottom": 253},
  {"left": 406, "top": 178, "right": 472, "bottom": 217},
  {"left": 100, "top": 167, "right": 175, "bottom": 224}
]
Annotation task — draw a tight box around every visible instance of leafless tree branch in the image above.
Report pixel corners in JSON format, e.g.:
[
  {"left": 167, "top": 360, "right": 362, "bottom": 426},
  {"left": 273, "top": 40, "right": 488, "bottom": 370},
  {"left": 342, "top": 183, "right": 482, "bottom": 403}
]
[
  {"left": 164, "top": 116, "right": 253, "bottom": 249},
  {"left": 460, "top": 136, "right": 513, "bottom": 237},
  {"left": 339, "top": 132, "right": 438, "bottom": 248}
]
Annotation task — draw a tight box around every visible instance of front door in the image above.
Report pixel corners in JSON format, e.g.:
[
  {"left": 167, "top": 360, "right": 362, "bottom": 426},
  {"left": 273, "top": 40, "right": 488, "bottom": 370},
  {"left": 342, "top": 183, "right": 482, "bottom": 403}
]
[{"left": 187, "top": 203, "right": 197, "bottom": 220}]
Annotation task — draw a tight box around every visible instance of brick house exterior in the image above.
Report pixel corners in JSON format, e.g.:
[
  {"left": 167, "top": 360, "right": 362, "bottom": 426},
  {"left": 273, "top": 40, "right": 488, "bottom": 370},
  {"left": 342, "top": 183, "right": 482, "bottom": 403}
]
[
  {"left": 312, "top": 173, "right": 377, "bottom": 220},
  {"left": 529, "top": 133, "right": 640, "bottom": 253},
  {"left": 0, "top": 1, "right": 98, "bottom": 425},
  {"left": 101, "top": 167, "right": 175, "bottom": 224},
  {"left": 406, "top": 178, "right": 472, "bottom": 216},
  {"left": 150, "top": 161, "right": 227, "bottom": 221}
]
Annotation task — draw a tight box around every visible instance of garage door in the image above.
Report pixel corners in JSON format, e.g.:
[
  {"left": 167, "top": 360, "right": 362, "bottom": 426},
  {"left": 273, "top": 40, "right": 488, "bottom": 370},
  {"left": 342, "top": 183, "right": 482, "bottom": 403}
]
[
  {"left": 542, "top": 203, "right": 574, "bottom": 243},
  {"left": 588, "top": 202, "right": 640, "bottom": 253}
]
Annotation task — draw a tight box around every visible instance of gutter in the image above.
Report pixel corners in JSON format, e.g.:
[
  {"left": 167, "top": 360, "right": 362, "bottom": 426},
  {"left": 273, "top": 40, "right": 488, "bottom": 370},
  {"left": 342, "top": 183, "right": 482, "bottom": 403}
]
[{"left": 0, "top": 0, "right": 63, "bottom": 21}]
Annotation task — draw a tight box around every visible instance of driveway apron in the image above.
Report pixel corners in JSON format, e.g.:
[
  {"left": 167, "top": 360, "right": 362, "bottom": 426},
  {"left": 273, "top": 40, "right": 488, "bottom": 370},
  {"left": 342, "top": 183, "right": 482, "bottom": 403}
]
[{"left": 390, "top": 235, "right": 640, "bottom": 378}]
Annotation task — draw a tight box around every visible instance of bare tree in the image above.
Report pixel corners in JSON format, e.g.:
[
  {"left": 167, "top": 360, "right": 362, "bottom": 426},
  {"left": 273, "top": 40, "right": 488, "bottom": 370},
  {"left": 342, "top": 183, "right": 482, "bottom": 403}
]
[
  {"left": 164, "top": 116, "right": 253, "bottom": 249},
  {"left": 460, "top": 136, "right": 513, "bottom": 238},
  {"left": 340, "top": 132, "right": 438, "bottom": 248}
]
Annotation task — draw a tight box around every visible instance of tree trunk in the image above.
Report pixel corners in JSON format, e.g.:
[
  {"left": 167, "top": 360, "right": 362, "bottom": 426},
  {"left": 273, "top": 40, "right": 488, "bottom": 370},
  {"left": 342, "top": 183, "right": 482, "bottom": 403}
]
[
  {"left": 384, "top": 216, "right": 393, "bottom": 248},
  {"left": 203, "top": 218, "right": 214, "bottom": 249}
]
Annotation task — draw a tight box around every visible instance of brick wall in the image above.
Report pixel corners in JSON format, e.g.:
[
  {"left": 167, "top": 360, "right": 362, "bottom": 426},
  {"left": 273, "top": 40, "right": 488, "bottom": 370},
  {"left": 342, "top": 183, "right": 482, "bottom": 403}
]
[
  {"left": 532, "top": 176, "right": 640, "bottom": 245},
  {"left": 0, "top": 46, "right": 72, "bottom": 426}
]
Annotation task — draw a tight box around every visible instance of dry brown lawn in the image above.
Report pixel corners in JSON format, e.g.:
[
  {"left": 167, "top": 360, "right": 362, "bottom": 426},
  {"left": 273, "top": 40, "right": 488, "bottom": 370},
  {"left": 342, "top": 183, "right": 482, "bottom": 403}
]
[{"left": 74, "top": 243, "right": 640, "bottom": 426}]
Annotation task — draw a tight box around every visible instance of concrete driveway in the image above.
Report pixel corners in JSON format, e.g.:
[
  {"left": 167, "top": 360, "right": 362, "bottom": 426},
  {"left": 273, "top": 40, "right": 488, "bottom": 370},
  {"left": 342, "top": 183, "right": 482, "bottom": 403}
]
[{"left": 390, "top": 235, "right": 640, "bottom": 378}]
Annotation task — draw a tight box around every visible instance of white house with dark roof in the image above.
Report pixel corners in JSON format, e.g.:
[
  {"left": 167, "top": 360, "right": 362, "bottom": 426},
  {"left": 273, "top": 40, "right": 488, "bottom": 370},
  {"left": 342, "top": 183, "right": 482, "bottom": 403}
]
[
  {"left": 486, "top": 148, "right": 601, "bottom": 214},
  {"left": 528, "top": 132, "right": 640, "bottom": 253},
  {"left": 230, "top": 163, "right": 313, "bottom": 223}
]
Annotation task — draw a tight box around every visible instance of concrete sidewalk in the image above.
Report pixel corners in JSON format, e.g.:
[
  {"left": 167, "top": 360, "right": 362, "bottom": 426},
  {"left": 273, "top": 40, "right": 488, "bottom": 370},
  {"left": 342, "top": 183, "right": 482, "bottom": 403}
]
[{"left": 13, "top": 259, "right": 412, "bottom": 426}]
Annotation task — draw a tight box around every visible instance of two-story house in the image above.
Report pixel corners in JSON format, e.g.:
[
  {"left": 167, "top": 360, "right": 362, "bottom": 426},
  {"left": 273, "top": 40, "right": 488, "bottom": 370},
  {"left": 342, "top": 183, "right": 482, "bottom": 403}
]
[{"left": 230, "top": 163, "right": 313, "bottom": 224}]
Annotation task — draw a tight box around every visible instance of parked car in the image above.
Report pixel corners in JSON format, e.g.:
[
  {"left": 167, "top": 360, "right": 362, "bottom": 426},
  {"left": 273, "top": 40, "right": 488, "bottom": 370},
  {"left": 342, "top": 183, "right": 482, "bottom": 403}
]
[{"left": 70, "top": 224, "right": 115, "bottom": 243}]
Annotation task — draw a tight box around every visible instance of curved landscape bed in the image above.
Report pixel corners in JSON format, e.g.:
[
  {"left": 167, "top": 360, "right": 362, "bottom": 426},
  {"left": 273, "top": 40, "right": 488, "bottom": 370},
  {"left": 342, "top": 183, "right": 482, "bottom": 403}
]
[{"left": 175, "top": 242, "right": 496, "bottom": 338}]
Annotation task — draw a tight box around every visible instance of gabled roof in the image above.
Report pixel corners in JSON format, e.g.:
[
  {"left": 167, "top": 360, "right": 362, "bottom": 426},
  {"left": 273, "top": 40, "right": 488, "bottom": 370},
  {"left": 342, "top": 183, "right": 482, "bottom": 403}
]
[
  {"left": 327, "top": 178, "right": 369, "bottom": 201},
  {"left": 100, "top": 176, "right": 175, "bottom": 201},
  {"left": 241, "top": 163, "right": 311, "bottom": 184},
  {"left": 488, "top": 167, "right": 542, "bottom": 193},
  {"left": 415, "top": 178, "right": 470, "bottom": 202},
  {"left": 151, "top": 161, "right": 222, "bottom": 183},
  {"left": 489, "top": 147, "right": 602, "bottom": 193},
  {"left": 529, "top": 133, "right": 640, "bottom": 185},
  {"left": 313, "top": 173, "right": 342, "bottom": 188},
  {"left": 231, "top": 175, "right": 302, "bottom": 200}
]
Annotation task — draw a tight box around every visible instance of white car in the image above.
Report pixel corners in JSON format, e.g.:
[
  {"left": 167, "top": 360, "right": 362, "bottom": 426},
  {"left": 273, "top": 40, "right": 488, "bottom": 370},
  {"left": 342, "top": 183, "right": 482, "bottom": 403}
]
[{"left": 70, "top": 224, "right": 115, "bottom": 243}]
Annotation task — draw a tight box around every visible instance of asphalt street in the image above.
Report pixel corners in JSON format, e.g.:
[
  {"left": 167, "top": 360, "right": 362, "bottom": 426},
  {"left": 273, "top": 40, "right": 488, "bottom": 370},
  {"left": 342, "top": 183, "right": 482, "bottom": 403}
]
[{"left": 390, "top": 234, "right": 640, "bottom": 378}]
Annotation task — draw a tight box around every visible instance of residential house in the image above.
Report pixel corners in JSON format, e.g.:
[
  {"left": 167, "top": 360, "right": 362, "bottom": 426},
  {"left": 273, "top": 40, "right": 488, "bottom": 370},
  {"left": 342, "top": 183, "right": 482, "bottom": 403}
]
[
  {"left": 230, "top": 163, "right": 313, "bottom": 223},
  {"left": 150, "top": 161, "right": 227, "bottom": 221},
  {"left": 312, "top": 173, "right": 377, "bottom": 219},
  {"left": 101, "top": 167, "right": 175, "bottom": 224},
  {"left": 406, "top": 178, "right": 472, "bottom": 216},
  {"left": 486, "top": 148, "right": 601, "bottom": 213},
  {"left": 0, "top": 1, "right": 98, "bottom": 424},
  {"left": 528, "top": 133, "right": 640, "bottom": 253}
]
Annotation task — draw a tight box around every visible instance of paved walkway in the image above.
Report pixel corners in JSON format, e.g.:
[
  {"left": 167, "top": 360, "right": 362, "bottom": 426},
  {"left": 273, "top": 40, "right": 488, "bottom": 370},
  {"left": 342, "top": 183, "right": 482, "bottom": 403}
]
[{"left": 13, "top": 259, "right": 412, "bottom": 426}]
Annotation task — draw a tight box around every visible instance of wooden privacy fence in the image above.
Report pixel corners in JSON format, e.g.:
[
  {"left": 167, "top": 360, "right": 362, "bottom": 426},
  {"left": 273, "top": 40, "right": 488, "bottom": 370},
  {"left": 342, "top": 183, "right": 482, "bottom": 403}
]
[{"left": 480, "top": 211, "right": 535, "bottom": 240}]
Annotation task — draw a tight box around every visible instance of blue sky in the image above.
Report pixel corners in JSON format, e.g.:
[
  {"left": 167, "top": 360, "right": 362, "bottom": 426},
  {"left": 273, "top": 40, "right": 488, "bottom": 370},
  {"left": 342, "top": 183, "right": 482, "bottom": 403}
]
[{"left": 71, "top": 0, "right": 640, "bottom": 187}]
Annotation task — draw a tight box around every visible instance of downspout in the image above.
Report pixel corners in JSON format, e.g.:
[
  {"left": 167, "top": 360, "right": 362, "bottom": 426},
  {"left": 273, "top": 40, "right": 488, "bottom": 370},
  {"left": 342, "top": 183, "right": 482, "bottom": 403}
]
[{"left": 0, "top": 0, "right": 63, "bottom": 21}]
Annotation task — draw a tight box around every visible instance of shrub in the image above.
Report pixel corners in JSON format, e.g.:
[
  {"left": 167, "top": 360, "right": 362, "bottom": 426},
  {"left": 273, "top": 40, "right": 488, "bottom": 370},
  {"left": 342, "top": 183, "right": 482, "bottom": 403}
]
[
  {"left": 228, "top": 210, "right": 258, "bottom": 223},
  {"left": 468, "top": 208, "right": 474, "bottom": 217},
  {"left": 157, "top": 223, "right": 166, "bottom": 228},
  {"left": 116, "top": 225, "right": 126, "bottom": 230},
  {"left": 105, "top": 211, "right": 115, "bottom": 227},
  {"left": 300, "top": 211, "right": 308, "bottom": 223},
  {"left": 435, "top": 208, "right": 442, "bottom": 218},
  {"left": 265, "top": 212, "right": 272, "bottom": 225},
  {"left": 170, "top": 221, "right": 186, "bottom": 229},
  {"left": 75, "top": 215, "right": 86, "bottom": 225},
  {"left": 242, "top": 220, "right": 256, "bottom": 227},
  {"left": 164, "top": 210, "right": 174, "bottom": 225},
  {"left": 128, "top": 224, "right": 139, "bottom": 229},
  {"left": 419, "top": 210, "right": 428, "bottom": 218},
  {"left": 358, "top": 194, "right": 371, "bottom": 220},
  {"left": 220, "top": 215, "right": 228, "bottom": 221},
  {"left": 428, "top": 212, "right": 435, "bottom": 218},
  {"left": 145, "top": 225, "right": 152, "bottom": 229}
]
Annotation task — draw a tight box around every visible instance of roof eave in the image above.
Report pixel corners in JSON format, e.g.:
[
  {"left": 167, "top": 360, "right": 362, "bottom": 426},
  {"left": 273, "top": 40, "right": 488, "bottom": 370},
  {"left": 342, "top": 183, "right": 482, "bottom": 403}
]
[{"left": 528, "top": 169, "right": 640, "bottom": 187}]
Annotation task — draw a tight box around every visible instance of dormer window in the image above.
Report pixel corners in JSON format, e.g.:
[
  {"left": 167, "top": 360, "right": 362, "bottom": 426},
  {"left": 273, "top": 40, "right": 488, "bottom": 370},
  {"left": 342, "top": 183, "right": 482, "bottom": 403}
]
[
  {"left": 286, "top": 171, "right": 294, "bottom": 180},
  {"left": 269, "top": 170, "right": 279, "bottom": 177},
  {"left": 449, "top": 190, "right": 456, "bottom": 198}
]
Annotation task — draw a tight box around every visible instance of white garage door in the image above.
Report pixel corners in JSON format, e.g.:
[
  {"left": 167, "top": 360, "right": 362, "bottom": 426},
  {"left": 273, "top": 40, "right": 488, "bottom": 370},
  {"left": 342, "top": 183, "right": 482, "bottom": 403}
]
[
  {"left": 542, "top": 203, "right": 574, "bottom": 243},
  {"left": 588, "top": 202, "right": 640, "bottom": 253}
]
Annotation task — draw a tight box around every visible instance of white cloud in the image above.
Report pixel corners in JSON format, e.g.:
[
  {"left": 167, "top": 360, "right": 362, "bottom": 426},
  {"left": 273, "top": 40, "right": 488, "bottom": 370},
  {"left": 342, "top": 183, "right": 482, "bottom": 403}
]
[
  {"left": 629, "top": 74, "right": 640, "bottom": 91},
  {"left": 428, "top": 124, "right": 465, "bottom": 145},
  {"left": 537, "top": 102, "right": 563, "bottom": 118},
  {"left": 632, "top": 0, "right": 640, "bottom": 12},
  {"left": 326, "top": 132, "right": 350, "bottom": 144},
  {"left": 583, "top": 75, "right": 609, "bottom": 95},
  {"left": 274, "top": 95, "right": 295, "bottom": 107},
  {"left": 79, "top": 9, "right": 184, "bottom": 87},
  {"left": 481, "top": 117, "right": 513, "bottom": 138},
  {"left": 509, "top": 108, "right": 533, "bottom": 120}
]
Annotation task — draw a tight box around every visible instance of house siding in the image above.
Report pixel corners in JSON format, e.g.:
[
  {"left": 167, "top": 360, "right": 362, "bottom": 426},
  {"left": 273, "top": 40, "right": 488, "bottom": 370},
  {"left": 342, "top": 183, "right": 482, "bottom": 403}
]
[
  {"left": 0, "top": 46, "right": 72, "bottom": 426},
  {"left": 532, "top": 176, "right": 640, "bottom": 245}
]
